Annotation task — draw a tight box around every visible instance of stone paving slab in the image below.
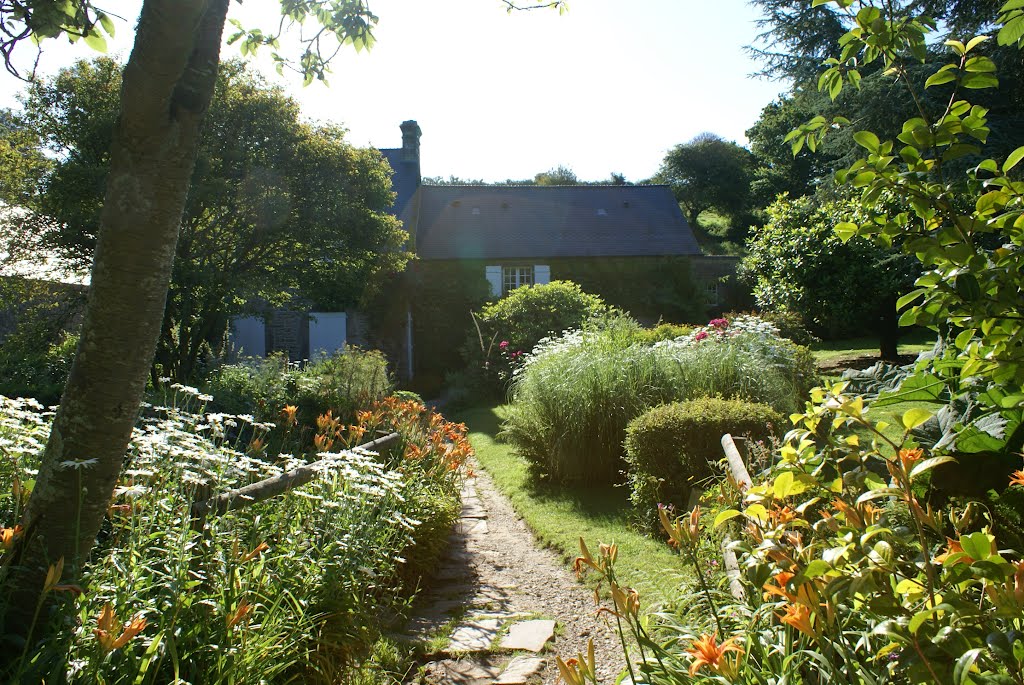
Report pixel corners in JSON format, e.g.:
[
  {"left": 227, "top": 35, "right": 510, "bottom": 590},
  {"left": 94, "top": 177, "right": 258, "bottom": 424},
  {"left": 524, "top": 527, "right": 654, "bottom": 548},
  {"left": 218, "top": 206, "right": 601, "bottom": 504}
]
[
  {"left": 448, "top": 619, "right": 501, "bottom": 652},
  {"left": 500, "top": 620, "right": 556, "bottom": 653},
  {"left": 496, "top": 656, "right": 547, "bottom": 684},
  {"left": 422, "top": 658, "right": 502, "bottom": 685}
]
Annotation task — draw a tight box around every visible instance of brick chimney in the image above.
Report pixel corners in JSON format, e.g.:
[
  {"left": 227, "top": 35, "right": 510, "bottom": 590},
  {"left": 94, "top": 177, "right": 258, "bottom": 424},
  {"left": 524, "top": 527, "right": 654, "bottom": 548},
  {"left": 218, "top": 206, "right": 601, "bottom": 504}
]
[{"left": 400, "top": 120, "right": 421, "bottom": 164}]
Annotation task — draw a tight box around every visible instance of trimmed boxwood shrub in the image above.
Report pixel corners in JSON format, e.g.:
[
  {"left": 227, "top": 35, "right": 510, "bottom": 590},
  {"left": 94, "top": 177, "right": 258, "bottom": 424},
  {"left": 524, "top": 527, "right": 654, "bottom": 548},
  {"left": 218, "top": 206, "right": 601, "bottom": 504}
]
[{"left": 624, "top": 397, "right": 784, "bottom": 532}]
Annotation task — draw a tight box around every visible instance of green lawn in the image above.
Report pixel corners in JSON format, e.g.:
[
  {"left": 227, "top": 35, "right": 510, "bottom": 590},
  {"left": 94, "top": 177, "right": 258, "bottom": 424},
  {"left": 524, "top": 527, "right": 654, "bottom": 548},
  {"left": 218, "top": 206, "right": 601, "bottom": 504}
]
[
  {"left": 454, "top": 405, "right": 692, "bottom": 610},
  {"left": 811, "top": 328, "right": 935, "bottom": 365}
]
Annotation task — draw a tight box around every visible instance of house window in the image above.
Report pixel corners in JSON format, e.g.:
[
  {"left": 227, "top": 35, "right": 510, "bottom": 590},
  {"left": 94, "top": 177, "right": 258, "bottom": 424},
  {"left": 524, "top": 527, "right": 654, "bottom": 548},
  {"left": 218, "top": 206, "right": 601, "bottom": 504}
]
[
  {"left": 503, "top": 265, "right": 534, "bottom": 294},
  {"left": 704, "top": 281, "right": 721, "bottom": 305}
]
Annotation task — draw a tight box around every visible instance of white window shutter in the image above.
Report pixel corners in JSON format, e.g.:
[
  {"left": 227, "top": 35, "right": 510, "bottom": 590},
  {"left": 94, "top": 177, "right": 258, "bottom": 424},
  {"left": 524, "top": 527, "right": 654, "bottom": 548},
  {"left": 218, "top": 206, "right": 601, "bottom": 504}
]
[
  {"left": 309, "top": 312, "right": 347, "bottom": 361},
  {"left": 534, "top": 265, "right": 550, "bottom": 285},
  {"left": 229, "top": 316, "right": 266, "bottom": 358},
  {"left": 485, "top": 265, "right": 502, "bottom": 297}
]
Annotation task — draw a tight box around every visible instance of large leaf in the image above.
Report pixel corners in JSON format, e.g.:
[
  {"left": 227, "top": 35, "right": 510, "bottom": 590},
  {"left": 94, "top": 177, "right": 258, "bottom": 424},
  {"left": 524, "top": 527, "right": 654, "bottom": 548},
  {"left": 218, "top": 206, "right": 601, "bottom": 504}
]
[{"left": 874, "top": 372, "right": 947, "bottom": 406}]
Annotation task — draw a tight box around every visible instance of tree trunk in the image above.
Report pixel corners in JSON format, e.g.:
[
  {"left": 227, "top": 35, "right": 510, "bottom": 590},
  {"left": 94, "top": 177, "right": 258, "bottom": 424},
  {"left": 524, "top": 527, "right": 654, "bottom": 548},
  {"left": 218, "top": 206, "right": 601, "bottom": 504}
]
[
  {"left": 878, "top": 294, "right": 900, "bottom": 362},
  {"left": 1, "top": 0, "right": 230, "bottom": 654}
]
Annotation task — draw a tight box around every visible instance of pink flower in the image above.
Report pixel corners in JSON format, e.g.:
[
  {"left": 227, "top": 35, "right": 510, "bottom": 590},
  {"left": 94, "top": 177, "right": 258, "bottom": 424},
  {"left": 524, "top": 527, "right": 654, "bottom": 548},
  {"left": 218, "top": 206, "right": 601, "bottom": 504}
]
[
  {"left": 708, "top": 318, "right": 729, "bottom": 330},
  {"left": 694, "top": 330, "right": 709, "bottom": 342},
  {"left": 499, "top": 341, "right": 509, "bottom": 350}
]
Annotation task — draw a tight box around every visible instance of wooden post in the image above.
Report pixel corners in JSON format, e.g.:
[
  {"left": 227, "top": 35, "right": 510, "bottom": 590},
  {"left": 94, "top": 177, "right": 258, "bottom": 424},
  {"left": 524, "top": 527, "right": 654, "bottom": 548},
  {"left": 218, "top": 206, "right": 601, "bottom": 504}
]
[
  {"left": 190, "top": 432, "right": 400, "bottom": 522},
  {"left": 720, "top": 433, "right": 752, "bottom": 601}
]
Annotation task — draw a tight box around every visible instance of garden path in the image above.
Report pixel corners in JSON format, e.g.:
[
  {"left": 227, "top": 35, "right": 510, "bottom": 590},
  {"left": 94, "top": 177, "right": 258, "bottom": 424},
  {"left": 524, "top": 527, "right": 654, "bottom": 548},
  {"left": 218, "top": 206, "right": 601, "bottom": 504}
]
[{"left": 400, "top": 462, "right": 629, "bottom": 684}]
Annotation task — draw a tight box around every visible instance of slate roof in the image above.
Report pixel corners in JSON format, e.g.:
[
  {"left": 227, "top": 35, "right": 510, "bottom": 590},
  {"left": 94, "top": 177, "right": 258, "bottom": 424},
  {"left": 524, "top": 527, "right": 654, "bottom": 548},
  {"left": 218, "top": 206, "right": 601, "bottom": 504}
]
[{"left": 414, "top": 184, "right": 701, "bottom": 260}]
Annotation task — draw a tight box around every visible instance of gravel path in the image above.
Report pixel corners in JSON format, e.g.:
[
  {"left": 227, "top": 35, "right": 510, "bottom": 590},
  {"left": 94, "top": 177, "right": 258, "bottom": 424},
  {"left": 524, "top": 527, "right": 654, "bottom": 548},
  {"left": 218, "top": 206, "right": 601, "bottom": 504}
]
[{"left": 401, "top": 461, "right": 629, "bottom": 684}]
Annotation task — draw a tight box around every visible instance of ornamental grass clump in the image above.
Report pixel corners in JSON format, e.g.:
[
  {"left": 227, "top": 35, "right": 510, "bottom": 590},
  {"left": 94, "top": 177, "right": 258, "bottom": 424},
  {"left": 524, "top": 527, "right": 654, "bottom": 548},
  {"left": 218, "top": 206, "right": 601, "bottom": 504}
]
[
  {"left": 502, "top": 315, "right": 813, "bottom": 485},
  {"left": 0, "top": 387, "right": 468, "bottom": 683}
]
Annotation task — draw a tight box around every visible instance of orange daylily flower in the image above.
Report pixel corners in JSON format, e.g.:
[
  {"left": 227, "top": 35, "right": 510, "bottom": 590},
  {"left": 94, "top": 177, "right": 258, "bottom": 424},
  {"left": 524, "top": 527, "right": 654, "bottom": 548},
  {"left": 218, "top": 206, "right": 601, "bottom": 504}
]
[
  {"left": 686, "top": 632, "right": 744, "bottom": 676},
  {"left": 348, "top": 424, "right": 367, "bottom": 443},
  {"left": 240, "top": 541, "right": 270, "bottom": 563},
  {"left": 95, "top": 604, "right": 147, "bottom": 652},
  {"left": 226, "top": 598, "right": 253, "bottom": 630},
  {"left": 898, "top": 447, "right": 924, "bottom": 473},
  {"left": 280, "top": 405, "right": 298, "bottom": 426},
  {"left": 248, "top": 437, "right": 264, "bottom": 454},
  {"left": 779, "top": 603, "right": 817, "bottom": 639},
  {"left": 763, "top": 571, "right": 796, "bottom": 600},
  {"left": 1010, "top": 470, "right": 1024, "bottom": 487},
  {"left": 661, "top": 505, "right": 701, "bottom": 548},
  {"left": 770, "top": 505, "right": 798, "bottom": 525},
  {"left": 313, "top": 433, "right": 334, "bottom": 452},
  {"left": 0, "top": 525, "right": 23, "bottom": 551}
]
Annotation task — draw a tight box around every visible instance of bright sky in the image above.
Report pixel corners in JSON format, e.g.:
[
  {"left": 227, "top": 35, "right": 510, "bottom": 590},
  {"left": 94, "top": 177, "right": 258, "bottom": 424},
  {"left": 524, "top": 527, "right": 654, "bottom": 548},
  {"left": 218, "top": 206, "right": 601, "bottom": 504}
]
[{"left": 1, "top": 1, "right": 787, "bottom": 183}]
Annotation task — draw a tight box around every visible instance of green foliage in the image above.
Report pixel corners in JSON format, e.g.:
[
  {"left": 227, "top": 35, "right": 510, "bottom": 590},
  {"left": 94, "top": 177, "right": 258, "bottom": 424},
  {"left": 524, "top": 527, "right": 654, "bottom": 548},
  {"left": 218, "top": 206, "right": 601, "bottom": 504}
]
[
  {"left": 201, "top": 348, "right": 392, "bottom": 446},
  {"left": 575, "top": 383, "right": 1024, "bottom": 685},
  {"left": 740, "top": 192, "right": 918, "bottom": 339},
  {"left": 789, "top": 0, "right": 1024, "bottom": 458},
  {"left": 567, "top": 4, "right": 1024, "bottom": 684},
  {"left": 20, "top": 57, "right": 410, "bottom": 381},
  {"left": 477, "top": 280, "right": 610, "bottom": 355},
  {"left": 657, "top": 133, "right": 757, "bottom": 236},
  {"left": 0, "top": 390, "right": 467, "bottom": 683},
  {"left": 0, "top": 330, "right": 77, "bottom": 406},
  {"left": 624, "top": 398, "right": 784, "bottom": 532},
  {"left": 464, "top": 280, "right": 611, "bottom": 395},
  {"left": 501, "top": 314, "right": 812, "bottom": 485},
  {"left": 0, "top": 280, "right": 83, "bottom": 404},
  {"left": 631, "top": 322, "right": 695, "bottom": 345},
  {"left": 0, "top": 110, "right": 52, "bottom": 205}
]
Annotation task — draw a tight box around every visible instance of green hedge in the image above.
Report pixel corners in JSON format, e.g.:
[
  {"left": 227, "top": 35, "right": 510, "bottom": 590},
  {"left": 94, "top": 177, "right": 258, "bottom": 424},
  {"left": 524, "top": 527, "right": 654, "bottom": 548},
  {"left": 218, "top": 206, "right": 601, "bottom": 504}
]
[{"left": 624, "top": 397, "right": 784, "bottom": 531}]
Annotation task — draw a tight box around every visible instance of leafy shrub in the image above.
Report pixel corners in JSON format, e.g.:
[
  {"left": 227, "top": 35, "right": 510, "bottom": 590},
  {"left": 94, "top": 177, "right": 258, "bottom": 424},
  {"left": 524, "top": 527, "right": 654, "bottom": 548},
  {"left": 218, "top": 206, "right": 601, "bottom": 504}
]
[
  {"left": 573, "top": 384, "right": 1024, "bottom": 685},
  {"left": 462, "top": 280, "right": 610, "bottom": 395},
  {"left": 0, "top": 330, "right": 77, "bottom": 405},
  {"left": 202, "top": 347, "right": 392, "bottom": 446},
  {"left": 0, "top": 388, "right": 468, "bottom": 683},
  {"left": 631, "top": 322, "right": 695, "bottom": 346},
  {"left": 624, "top": 398, "right": 783, "bottom": 531},
  {"left": 750, "top": 309, "right": 820, "bottom": 347},
  {"left": 501, "top": 314, "right": 810, "bottom": 485}
]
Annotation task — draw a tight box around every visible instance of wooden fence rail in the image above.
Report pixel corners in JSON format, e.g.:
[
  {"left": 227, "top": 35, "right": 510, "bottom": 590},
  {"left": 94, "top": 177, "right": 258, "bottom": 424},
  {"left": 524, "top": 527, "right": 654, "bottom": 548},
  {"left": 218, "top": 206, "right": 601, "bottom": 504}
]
[
  {"left": 190, "top": 432, "right": 401, "bottom": 523},
  {"left": 720, "top": 433, "right": 753, "bottom": 601}
]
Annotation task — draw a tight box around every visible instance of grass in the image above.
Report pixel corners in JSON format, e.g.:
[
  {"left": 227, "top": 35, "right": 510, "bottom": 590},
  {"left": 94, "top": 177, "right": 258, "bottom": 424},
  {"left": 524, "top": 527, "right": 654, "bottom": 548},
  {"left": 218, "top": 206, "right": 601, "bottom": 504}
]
[
  {"left": 811, "top": 328, "right": 935, "bottom": 364},
  {"left": 455, "top": 405, "right": 692, "bottom": 610}
]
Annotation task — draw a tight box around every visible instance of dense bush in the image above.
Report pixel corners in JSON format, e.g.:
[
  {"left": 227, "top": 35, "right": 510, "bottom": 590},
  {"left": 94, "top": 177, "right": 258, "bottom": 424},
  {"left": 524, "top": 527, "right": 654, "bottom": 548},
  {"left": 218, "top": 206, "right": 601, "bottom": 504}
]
[
  {"left": 201, "top": 347, "right": 392, "bottom": 446},
  {"left": 0, "top": 330, "right": 77, "bottom": 405},
  {"left": 0, "top": 390, "right": 468, "bottom": 683},
  {"left": 738, "top": 192, "right": 917, "bottom": 340},
  {"left": 501, "top": 314, "right": 813, "bottom": 484},
  {"left": 631, "top": 322, "right": 695, "bottom": 346},
  {"left": 462, "top": 280, "right": 610, "bottom": 394},
  {"left": 624, "top": 398, "right": 783, "bottom": 531}
]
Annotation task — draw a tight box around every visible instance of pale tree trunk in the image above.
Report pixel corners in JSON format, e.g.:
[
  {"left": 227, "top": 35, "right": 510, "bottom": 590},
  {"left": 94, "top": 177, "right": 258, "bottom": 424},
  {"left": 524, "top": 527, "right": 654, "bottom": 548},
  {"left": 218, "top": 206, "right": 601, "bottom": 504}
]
[{"left": 1, "top": 0, "right": 230, "bottom": 652}]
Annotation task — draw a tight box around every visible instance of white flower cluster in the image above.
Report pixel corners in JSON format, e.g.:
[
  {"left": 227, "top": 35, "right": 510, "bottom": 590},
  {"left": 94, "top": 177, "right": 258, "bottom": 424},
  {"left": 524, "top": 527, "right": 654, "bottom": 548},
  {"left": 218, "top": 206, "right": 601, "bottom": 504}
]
[{"left": 654, "top": 315, "right": 782, "bottom": 352}]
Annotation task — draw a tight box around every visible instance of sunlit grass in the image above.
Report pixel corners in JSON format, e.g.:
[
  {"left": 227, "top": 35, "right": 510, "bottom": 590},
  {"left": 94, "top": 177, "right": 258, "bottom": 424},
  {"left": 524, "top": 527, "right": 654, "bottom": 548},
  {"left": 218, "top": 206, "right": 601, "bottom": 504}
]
[{"left": 811, "top": 328, "right": 935, "bottom": 365}]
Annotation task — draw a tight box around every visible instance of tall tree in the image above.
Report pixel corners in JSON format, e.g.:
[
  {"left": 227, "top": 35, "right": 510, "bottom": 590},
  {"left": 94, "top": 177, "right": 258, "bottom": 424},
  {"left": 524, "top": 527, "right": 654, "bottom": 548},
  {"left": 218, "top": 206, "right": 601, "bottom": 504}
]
[
  {"left": 22, "top": 58, "right": 409, "bottom": 381},
  {"left": 0, "top": 0, "right": 564, "bottom": 655},
  {"left": 657, "top": 132, "right": 755, "bottom": 229}
]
